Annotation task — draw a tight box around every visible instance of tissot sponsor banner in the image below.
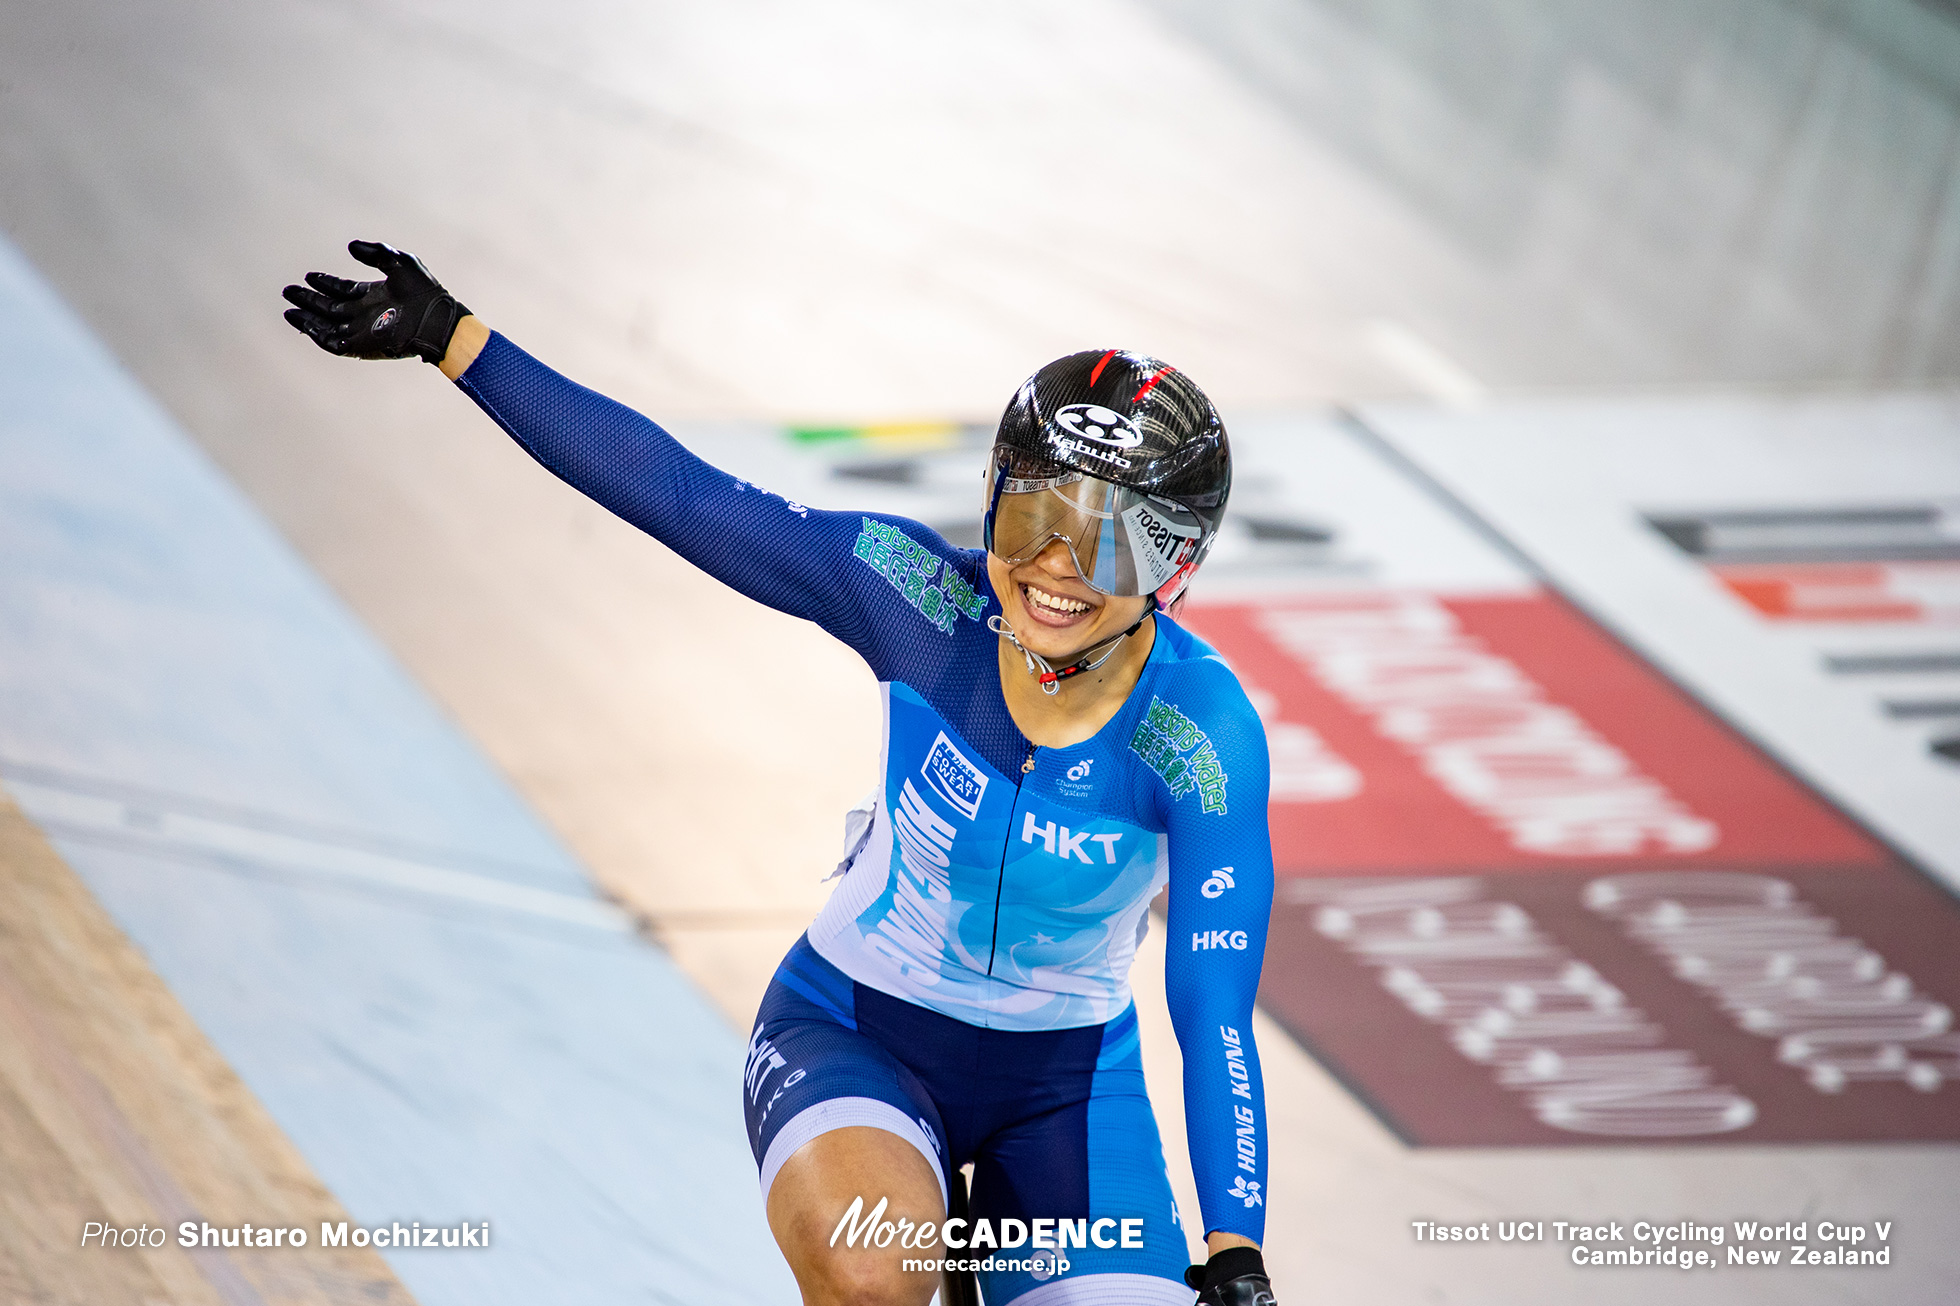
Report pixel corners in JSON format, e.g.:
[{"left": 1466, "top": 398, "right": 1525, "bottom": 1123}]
[
  {"left": 1196, "top": 592, "right": 1880, "bottom": 874},
  {"left": 1351, "top": 396, "right": 1960, "bottom": 877},
  {"left": 1257, "top": 864, "right": 1960, "bottom": 1144},
  {"left": 1177, "top": 411, "right": 1960, "bottom": 1145}
]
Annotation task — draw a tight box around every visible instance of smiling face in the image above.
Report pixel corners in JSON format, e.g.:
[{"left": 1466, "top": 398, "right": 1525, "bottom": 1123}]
[{"left": 987, "top": 539, "right": 1154, "bottom": 664}]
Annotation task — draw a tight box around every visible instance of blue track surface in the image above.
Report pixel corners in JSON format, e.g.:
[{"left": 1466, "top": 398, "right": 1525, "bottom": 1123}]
[{"left": 0, "top": 234, "right": 797, "bottom": 1306}]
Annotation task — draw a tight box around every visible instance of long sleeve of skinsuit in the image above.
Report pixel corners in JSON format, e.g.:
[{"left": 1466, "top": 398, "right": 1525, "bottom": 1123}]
[
  {"left": 451, "top": 330, "right": 989, "bottom": 681},
  {"left": 1148, "top": 668, "right": 1275, "bottom": 1243}
]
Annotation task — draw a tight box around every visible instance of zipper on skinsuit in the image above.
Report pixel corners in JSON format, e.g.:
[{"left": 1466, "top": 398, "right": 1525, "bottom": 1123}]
[{"left": 985, "top": 741, "right": 1037, "bottom": 976}]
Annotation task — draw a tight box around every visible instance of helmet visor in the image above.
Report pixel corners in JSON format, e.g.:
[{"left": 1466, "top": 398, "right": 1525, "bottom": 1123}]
[{"left": 982, "top": 447, "right": 1206, "bottom": 597}]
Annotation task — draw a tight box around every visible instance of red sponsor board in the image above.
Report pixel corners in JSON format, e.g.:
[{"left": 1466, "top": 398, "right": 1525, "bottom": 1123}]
[{"left": 1182, "top": 590, "right": 1960, "bottom": 1144}]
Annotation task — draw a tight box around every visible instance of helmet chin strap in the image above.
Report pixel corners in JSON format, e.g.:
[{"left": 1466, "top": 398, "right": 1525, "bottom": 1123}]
[{"left": 989, "top": 605, "right": 1151, "bottom": 697}]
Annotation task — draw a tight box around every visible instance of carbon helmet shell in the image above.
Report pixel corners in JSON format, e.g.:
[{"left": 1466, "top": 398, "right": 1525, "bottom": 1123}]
[
  {"left": 993, "top": 349, "right": 1231, "bottom": 601},
  {"left": 995, "top": 349, "right": 1230, "bottom": 513}
]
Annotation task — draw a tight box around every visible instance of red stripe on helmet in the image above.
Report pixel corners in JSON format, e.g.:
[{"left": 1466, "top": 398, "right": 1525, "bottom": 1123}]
[
  {"left": 1088, "top": 349, "right": 1118, "bottom": 387},
  {"left": 1132, "top": 366, "right": 1175, "bottom": 403}
]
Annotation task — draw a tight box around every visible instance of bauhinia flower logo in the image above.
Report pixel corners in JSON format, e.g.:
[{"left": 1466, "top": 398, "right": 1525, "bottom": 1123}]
[{"left": 1227, "top": 1176, "right": 1263, "bottom": 1208}]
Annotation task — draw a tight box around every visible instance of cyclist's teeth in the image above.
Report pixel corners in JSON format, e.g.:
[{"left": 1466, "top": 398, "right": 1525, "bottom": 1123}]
[{"left": 1027, "top": 585, "right": 1089, "bottom": 614}]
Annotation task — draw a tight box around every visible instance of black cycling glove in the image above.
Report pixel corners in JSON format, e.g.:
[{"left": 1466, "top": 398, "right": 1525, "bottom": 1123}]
[
  {"left": 1185, "top": 1246, "right": 1276, "bottom": 1306},
  {"left": 281, "top": 240, "right": 468, "bottom": 364}
]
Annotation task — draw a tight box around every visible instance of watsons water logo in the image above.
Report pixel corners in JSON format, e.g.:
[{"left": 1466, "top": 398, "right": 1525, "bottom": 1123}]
[
  {"left": 853, "top": 519, "right": 987, "bottom": 635},
  {"left": 922, "top": 732, "right": 988, "bottom": 820},
  {"left": 1052, "top": 403, "right": 1142, "bottom": 449},
  {"left": 1130, "top": 697, "right": 1229, "bottom": 815}
]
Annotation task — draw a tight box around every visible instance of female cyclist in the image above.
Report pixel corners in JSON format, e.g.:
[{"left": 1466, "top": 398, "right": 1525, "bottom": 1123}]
[{"left": 284, "top": 242, "right": 1277, "bottom": 1306}]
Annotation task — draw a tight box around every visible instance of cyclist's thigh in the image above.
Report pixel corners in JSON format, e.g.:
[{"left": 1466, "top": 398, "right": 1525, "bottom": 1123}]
[
  {"left": 746, "top": 939, "right": 951, "bottom": 1204},
  {"left": 969, "top": 1007, "right": 1193, "bottom": 1306},
  {"left": 746, "top": 939, "right": 952, "bottom": 1303}
]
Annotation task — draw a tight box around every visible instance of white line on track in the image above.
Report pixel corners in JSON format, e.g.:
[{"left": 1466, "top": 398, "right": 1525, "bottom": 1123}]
[{"left": 4, "top": 777, "right": 636, "bottom": 935}]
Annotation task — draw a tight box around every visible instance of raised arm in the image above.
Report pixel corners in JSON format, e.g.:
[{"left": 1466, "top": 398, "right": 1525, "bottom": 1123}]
[
  {"left": 284, "top": 245, "right": 987, "bottom": 667},
  {"left": 449, "top": 327, "right": 891, "bottom": 645}
]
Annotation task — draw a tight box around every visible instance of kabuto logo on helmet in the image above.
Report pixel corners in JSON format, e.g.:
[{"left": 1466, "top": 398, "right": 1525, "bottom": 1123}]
[
  {"left": 1052, "top": 403, "right": 1143, "bottom": 449},
  {"left": 371, "top": 307, "right": 399, "bottom": 332}
]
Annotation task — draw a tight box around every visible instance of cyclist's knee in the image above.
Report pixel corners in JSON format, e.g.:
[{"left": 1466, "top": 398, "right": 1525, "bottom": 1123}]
[
  {"left": 798, "top": 1249, "right": 934, "bottom": 1306},
  {"left": 765, "top": 1127, "right": 944, "bottom": 1306}
]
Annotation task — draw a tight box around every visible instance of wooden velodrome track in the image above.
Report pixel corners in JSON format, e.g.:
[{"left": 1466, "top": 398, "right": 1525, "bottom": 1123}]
[
  {"left": 2, "top": 1, "right": 1958, "bottom": 1303},
  {"left": 0, "top": 794, "right": 410, "bottom": 1306}
]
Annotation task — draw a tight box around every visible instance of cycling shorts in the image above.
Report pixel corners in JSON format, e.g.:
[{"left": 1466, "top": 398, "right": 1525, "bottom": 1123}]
[{"left": 744, "top": 936, "right": 1196, "bottom": 1305}]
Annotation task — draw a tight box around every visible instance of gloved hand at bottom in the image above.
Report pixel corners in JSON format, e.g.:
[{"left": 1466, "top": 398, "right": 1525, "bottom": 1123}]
[{"left": 1185, "top": 1246, "right": 1276, "bottom": 1305}]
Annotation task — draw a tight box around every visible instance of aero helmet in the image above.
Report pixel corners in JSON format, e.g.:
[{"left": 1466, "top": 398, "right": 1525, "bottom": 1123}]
[{"left": 983, "top": 349, "right": 1230, "bottom": 607}]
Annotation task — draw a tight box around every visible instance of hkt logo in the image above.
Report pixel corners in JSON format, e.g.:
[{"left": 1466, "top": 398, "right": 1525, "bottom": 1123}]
[
  {"left": 745, "top": 1025, "right": 806, "bottom": 1137},
  {"left": 1022, "top": 812, "right": 1123, "bottom": 864},
  {"left": 1053, "top": 403, "right": 1142, "bottom": 449},
  {"left": 1192, "top": 929, "right": 1249, "bottom": 951},
  {"left": 1066, "top": 758, "right": 1094, "bottom": 783},
  {"left": 744, "top": 1026, "right": 785, "bottom": 1104},
  {"left": 1200, "top": 866, "right": 1236, "bottom": 899}
]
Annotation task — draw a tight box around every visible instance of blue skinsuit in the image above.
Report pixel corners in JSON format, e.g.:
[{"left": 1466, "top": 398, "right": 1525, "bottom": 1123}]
[{"left": 457, "top": 334, "right": 1273, "bottom": 1303}]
